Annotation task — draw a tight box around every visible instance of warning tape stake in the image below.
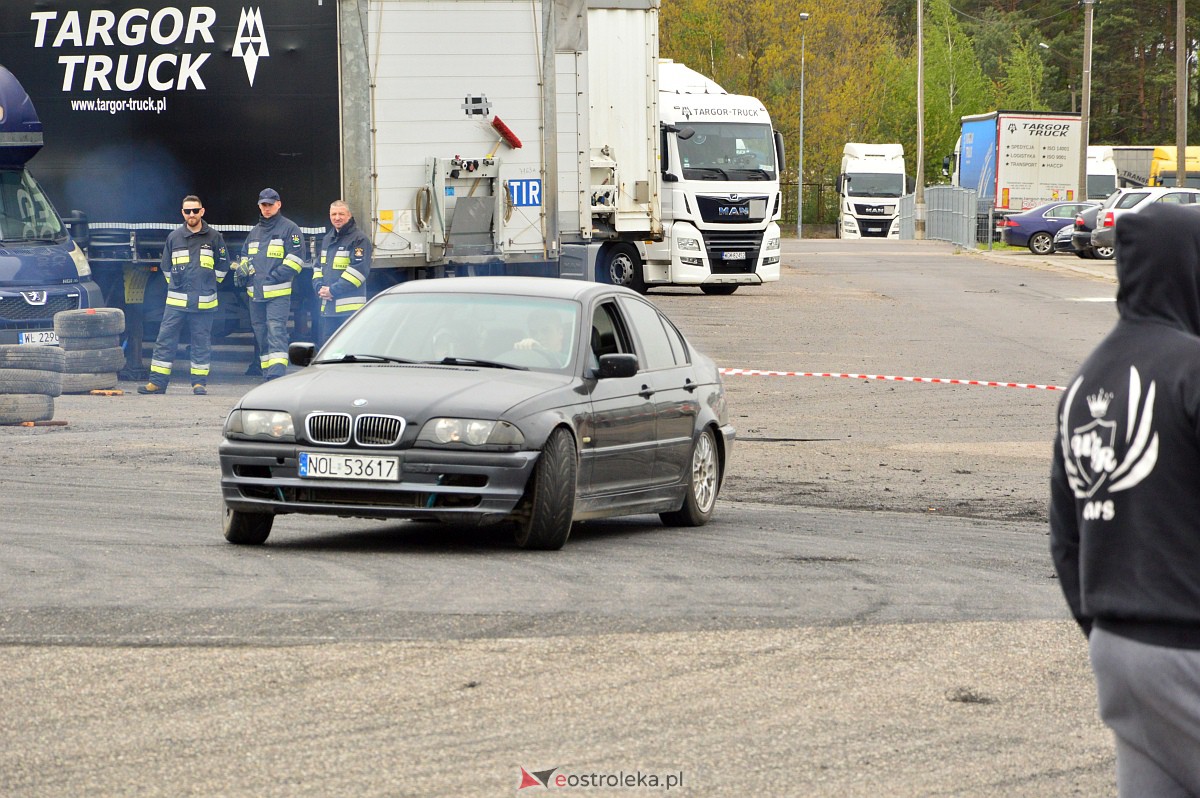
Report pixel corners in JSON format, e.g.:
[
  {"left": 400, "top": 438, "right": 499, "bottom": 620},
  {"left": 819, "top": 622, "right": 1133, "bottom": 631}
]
[{"left": 718, "top": 369, "right": 1064, "bottom": 391}]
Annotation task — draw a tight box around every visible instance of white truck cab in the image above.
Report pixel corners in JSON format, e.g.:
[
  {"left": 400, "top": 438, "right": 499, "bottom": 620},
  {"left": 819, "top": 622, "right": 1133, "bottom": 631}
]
[{"left": 837, "top": 143, "right": 907, "bottom": 239}]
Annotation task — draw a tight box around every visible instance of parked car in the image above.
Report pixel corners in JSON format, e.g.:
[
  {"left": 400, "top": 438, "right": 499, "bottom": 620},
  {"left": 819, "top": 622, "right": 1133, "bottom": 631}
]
[
  {"left": 1091, "top": 186, "right": 1200, "bottom": 251},
  {"left": 219, "top": 276, "right": 735, "bottom": 550},
  {"left": 997, "top": 200, "right": 1097, "bottom": 255},
  {"left": 1070, "top": 206, "right": 1109, "bottom": 259},
  {"left": 1053, "top": 223, "right": 1076, "bottom": 254}
]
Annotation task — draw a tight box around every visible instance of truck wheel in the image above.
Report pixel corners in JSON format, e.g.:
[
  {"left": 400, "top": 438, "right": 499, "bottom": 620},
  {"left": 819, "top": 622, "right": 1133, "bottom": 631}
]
[
  {"left": 54, "top": 308, "right": 125, "bottom": 338},
  {"left": 0, "top": 369, "right": 63, "bottom": 397},
  {"left": 223, "top": 506, "right": 273, "bottom": 545},
  {"left": 0, "top": 345, "right": 66, "bottom": 372},
  {"left": 601, "top": 243, "right": 647, "bottom": 294},
  {"left": 0, "top": 394, "right": 54, "bottom": 424},
  {"left": 1027, "top": 232, "right": 1053, "bottom": 255},
  {"left": 700, "top": 285, "right": 739, "bottom": 296}
]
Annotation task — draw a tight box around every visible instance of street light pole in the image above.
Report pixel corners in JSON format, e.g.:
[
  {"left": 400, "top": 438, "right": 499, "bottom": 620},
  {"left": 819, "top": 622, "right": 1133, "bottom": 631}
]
[
  {"left": 796, "top": 12, "right": 810, "bottom": 239},
  {"left": 1039, "top": 42, "right": 1077, "bottom": 113},
  {"left": 1176, "top": 0, "right": 1187, "bottom": 187},
  {"left": 1078, "top": 0, "right": 1095, "bottom": 202}
]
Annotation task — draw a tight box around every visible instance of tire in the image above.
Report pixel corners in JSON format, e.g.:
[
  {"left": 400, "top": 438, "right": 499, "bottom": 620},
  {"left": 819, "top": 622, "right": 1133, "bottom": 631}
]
[
  {"left": 54, "top": 308, "right": 125, "bottom": 338},
  {"left": 512, "top": 427, "right": 577, "bottom": 550},
  {"left": 61, "top": 372, "right": 119, "bottom": 394},
  {"left": 0, "top": 345, "right": 66, "bottom": 372},
  {"left": 660, "top": 427, "right": 720, "bottom": 527},
  {"left": 1028, "top": 232, "right": 1053, "bottom": 256},
  {"left": 0, "top": 393, "right": 54, "bottom": 424},
  {"left": 0, "top": 368, "right": 63, "bottom": 397},
  {"left": 700, "top": 285, "right": 739, "bottom": 296},
  {"left": 223, "top": 506, "right": 274, "bottom": 545},
  {"left": 57, "top": 334, "right": 122, "bottom": 352},
  {"left": 1079, "top": 247, "right": 1096, "bottom": 259},
  {"left": 601, "top": 243, "right": 647, "bottom": 294},
  {"left": 1093, "top": 245, "right": 1115, "bottom": 260},
  {"left": 63, "top": 346, "right": 125, "bottom": 374}
]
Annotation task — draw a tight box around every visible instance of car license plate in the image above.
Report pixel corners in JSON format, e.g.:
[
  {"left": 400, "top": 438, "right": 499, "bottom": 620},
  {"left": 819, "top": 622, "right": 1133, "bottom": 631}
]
[
  {"left": 298, "top": 452, "right": 399, "bottom": 481},
  {"left": 721, "top": 251, "right": 746, "bottom": 261},
  {"left": 18, "top": 331, "right": 59, "bottom": 345}
]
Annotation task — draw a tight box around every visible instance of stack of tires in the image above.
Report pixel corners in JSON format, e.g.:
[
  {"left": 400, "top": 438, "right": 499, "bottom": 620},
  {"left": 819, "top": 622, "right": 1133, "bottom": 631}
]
[
  {"left": 54, "top": 309, "right": 126, "bottom": 393},
  {"left": 0, "top": 344, "right": 64, "bottom": 424}
]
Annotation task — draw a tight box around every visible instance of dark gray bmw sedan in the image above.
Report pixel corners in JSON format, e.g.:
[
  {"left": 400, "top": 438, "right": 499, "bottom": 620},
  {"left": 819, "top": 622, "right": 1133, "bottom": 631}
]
[{"left": 219, "top": 277, "right": 734, "bottom": 549}]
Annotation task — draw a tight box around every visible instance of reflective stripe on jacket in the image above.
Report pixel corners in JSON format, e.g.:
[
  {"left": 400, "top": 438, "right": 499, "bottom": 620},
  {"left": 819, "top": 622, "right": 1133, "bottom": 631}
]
[
  {"left": 314, "top": 217, "right": 373, "bottom": 318},
  {"left": 241, "top": 214, "right": 305, "bottom": 302}
]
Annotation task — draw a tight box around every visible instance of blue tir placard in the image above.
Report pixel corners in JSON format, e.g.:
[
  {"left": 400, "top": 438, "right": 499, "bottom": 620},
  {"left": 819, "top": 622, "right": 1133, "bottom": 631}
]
[{"left": 508, "top": 179, "right": 542, "bottom": 206}]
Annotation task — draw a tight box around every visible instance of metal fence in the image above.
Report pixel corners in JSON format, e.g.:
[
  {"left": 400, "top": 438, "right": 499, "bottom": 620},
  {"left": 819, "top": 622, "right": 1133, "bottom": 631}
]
[
  {"left": 898, "top": 185, "right": 985, "bottom": 248},
  {"left": 780, "top": 179, "right": 838, "bottom": 228}
]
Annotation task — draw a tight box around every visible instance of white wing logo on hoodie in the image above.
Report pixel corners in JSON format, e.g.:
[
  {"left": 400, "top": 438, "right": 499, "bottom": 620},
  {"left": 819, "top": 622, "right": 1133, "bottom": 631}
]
[{"left": 1061, "top": 365, "right": 1159, "bottom": 499}]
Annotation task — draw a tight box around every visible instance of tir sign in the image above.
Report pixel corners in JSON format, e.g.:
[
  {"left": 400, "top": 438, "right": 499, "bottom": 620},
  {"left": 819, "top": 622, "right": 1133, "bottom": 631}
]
[{"left": 508, "top": 179, "right": 541, "bottom": 207}]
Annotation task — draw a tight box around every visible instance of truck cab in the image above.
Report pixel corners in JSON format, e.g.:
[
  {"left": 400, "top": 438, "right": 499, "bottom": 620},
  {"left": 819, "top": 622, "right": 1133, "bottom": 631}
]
[
  {"left": 0, "top": 65, "right": 102, "bottom": 345},
  {"left": 837, "top": 143, "right": 907, "bottom": 239}
]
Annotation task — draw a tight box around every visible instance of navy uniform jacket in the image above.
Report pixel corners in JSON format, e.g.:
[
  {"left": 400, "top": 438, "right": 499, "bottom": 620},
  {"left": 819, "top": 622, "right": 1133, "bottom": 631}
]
[
  {"left": 240, "top": 213, "right": 305, "bottom": 301},
  {"left": 160, "top": 221, "right": 230, "bottom": 312},
  {"left": 314, "top": 217, "right": 372, "bottom": 318}
]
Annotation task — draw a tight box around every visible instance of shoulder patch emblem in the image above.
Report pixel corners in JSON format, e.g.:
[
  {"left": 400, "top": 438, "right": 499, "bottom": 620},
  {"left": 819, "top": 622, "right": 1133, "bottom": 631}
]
[{"left": 354, "top": 247, "right": 364, "bottom": 257}]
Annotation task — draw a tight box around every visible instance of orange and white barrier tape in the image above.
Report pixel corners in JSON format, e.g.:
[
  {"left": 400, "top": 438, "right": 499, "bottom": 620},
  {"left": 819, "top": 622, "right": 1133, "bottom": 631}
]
[{"left": 718, "top": 368, "right": 1064, "bottom": 391}]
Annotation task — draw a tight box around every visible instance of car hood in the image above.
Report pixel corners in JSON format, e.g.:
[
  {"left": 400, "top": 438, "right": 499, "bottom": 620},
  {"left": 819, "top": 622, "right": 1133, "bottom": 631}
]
[{"left": 234, "top": 363, "right": 575, "bottom": 422}]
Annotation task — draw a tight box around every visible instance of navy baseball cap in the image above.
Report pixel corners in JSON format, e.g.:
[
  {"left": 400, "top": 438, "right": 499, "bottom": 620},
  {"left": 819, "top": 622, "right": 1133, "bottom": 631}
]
[{"left": 258, "top": 188, "right": 280, "bottom": 203}]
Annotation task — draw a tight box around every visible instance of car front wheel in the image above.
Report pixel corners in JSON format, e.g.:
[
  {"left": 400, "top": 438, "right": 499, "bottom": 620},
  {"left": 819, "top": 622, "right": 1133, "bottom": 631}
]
[
  {"left": 1028, "top": 232, "right": 1053, "bottom": 255},
  {"left": 223, "top": 506, "right": 273, "bottom": 545},
  {"left": 512, "top": 427, "right": 576, "bottom": 550},
  {"left": 660, "top": 427, "right": 720, "bottom": 527}
]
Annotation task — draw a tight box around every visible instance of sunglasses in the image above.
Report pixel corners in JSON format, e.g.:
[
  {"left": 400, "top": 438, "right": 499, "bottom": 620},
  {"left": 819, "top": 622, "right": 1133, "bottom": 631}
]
[{"left": 182, "top": 208, "right": 203, "bottom": 215}]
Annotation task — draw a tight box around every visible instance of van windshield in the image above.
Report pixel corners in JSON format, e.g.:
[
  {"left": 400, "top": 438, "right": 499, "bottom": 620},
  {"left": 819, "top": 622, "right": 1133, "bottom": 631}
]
[{"left": 0, "top": 169, "right": 66, "bottom": 243}]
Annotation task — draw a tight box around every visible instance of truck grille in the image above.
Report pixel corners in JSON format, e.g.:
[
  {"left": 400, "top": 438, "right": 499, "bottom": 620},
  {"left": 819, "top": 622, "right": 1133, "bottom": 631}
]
[
  {"left": 306, "top": 412, "right": 406, "bottom": 447},
  {"left": 0, "top": 294, "right": 81, "bottom": 325},
  {"left": 696, "top": 195, "right": 769, "bottom": 224},
  {"left": 704, "top": 231, "right": 763, "bottom": 274}
]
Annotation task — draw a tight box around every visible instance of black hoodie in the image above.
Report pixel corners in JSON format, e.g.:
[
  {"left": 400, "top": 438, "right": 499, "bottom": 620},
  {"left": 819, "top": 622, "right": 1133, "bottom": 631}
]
[{"left": 1051, "top": 202, "right": 1200, "bottom": 646}]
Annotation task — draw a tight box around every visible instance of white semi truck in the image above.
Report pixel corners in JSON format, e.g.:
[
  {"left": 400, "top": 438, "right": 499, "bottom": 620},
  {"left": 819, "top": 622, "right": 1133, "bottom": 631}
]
[{"left": 836, "top": 143, "right": 908, "bottom": 239}]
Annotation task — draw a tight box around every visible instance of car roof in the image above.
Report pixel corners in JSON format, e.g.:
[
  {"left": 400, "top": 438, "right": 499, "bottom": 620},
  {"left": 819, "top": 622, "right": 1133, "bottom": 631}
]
[{"left": 380, "top": 276, "right": 638, "bottom": 303}]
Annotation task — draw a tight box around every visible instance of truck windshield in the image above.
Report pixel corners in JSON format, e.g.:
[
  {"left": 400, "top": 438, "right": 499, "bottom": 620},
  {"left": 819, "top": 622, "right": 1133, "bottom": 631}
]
[
  {"left": 845, "top": 172, "right": 905, "bottom": 198},
  {"left": 0, "top": 169, "right": 66, "bottom": 243},
  {"left": 677, "top": 123, "right": 776, "bottom": 181}
]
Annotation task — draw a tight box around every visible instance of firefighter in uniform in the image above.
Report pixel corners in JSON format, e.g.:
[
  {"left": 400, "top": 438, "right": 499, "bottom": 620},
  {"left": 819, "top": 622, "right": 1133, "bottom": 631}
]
[
  {"left": 314, "top": 199, "right": 372, "bottom": 347},
  {"left": 233, "top": 188, "right": 306, "bottom": 381},
  {"left": 138, "top": 194, "right": 230, "bottom": 395}
]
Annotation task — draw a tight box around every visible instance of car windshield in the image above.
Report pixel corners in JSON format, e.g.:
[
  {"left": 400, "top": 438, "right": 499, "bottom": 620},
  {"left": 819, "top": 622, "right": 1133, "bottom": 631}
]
[
  {"left": 319, "top": 292, "right": 581, "bottom": 373},
  {"left": 0, "top": 168, "right": 66, "bottom": 243}
]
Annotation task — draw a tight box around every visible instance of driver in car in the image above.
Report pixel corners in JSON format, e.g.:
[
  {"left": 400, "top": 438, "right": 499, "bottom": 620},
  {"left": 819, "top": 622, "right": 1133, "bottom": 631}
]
[{"left": 514, "top": 309, "right": 569, "bottom": 364}]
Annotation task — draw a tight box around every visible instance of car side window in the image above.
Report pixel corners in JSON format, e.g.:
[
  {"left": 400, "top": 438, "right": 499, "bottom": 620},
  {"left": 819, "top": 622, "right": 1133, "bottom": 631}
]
[
  {"left": 590, "top": 301, "right": 634, "bottom": 366},
  {"left": 1116, "top": 193, "right": 1148, "bottom": 209},
  {"left": 1160, "top": 193, "right": 1192, "bottom": 204},
  {"left": 617, "top": 297, "right": 679, "bottom": 371}
]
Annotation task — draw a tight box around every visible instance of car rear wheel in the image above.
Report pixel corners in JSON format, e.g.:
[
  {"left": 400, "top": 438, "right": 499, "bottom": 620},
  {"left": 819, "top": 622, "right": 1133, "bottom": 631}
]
[
  {"left": 512, "top": 427, "right": 576, "bottom": 550},
  {"left": 223, "top": 506, "right": 273, "bottom": 545},
  {"left": 660, "top": 427, "right": 719, "bottom": 527},
  {"left": 1093, "top": 245, "right": 1115, "bottom": 260},
  {"left": 1028, "top": 232, "right": 1053, "bottom": 255}
]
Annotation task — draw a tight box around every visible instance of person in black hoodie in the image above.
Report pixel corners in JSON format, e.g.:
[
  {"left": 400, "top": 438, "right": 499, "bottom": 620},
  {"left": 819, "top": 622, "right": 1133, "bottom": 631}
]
[{"left": 1051, "top": 202, "right": 1200, "bottom": 795}]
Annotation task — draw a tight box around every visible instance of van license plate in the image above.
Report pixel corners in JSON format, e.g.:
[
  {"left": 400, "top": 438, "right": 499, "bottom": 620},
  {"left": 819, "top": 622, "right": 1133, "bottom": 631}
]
[
  {"left": 299, "top": 452, "right": 399, "bottom": 481},
  {"left": 18, "top": 331, "right": 59, "bottom": 345}
]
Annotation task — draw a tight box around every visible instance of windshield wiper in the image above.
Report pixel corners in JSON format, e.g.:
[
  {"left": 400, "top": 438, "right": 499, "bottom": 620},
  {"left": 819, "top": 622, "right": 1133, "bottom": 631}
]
[
  {"left": 684, "top": 167, "right": 730, "bottom": 180},
  {"left": 312, "top": 353, "right": 418, "bottom": 365},
  {"left": 730, "top": 168, "right": 773, "bottom": 180},
  {"left": 427, "top": 356, "right": 527, "bottom": 370},
  {"left": 0, "top": 236, "right": 55, "bottom": 244}
]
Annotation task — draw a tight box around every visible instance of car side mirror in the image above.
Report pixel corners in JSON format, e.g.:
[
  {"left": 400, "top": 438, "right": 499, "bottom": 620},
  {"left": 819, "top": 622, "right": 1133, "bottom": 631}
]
[
  {"left": 289, "top": 342, "right": 316, "bottom": 367},
  {"left": 597, "top": 353, "right": 638, "bottom": 379}
]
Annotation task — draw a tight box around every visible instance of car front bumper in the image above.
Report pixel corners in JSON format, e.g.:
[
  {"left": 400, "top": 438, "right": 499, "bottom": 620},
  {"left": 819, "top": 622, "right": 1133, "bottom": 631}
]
[{"left": 220, "top": 439, "right": 539, "bottom": 523}]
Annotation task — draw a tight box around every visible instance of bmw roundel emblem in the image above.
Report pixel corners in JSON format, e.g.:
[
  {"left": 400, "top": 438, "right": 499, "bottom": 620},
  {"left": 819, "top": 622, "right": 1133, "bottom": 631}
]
[{"left": 353, "top": 399, "right": 368, "bottom": 407}]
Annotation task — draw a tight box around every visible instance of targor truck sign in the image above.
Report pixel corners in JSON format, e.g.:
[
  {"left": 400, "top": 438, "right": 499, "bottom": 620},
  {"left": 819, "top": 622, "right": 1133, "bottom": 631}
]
[{"left": 0, "top": 2, "right": 337, "bottom": 226}]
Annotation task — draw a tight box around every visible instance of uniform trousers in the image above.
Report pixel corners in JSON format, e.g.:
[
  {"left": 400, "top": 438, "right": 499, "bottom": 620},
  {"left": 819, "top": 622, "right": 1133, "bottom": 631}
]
[
  {"left": 148, "top": 307, "right": 213, "bottom": 387},
  {"left": 249, "top": 296, "right": 291, "bottom": 380}
]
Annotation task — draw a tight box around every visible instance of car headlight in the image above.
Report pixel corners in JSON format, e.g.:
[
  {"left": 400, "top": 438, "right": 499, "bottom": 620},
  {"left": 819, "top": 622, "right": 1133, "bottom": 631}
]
[
  {"left": 765, "top": 236, "right": 780, "bottom": 251},
  {"left": 417, "top": 418, "right": 524, "bottom": 446},
  {"left": 224, "top": 409, "right": 295, "bottom": 441},
  {"left": 678, "top": 237, "right": 702, "bottom": 251}
]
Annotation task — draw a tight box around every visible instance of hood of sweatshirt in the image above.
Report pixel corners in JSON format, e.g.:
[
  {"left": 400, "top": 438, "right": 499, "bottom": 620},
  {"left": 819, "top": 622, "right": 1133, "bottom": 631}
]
[{"left": 1115, "top": 202, "right": 1200, "bottom": 336}]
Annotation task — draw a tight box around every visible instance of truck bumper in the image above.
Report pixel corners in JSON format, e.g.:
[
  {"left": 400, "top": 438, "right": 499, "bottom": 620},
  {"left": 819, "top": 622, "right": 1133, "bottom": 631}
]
[{"left": 642, "top": 222, "right": 781, "bottom": 286}]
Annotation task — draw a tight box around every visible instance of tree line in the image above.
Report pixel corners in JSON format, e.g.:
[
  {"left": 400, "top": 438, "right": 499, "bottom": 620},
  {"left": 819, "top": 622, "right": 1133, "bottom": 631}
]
[{"left": 660, "top": 0, "right": 1200, "bottom": 191}]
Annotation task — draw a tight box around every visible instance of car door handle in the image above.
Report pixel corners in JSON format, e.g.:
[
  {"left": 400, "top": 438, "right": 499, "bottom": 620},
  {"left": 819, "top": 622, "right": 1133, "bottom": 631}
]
[
  {"left": 683, "top": 378, "right": 697, "bottom": 392},
  {"left": 639, "top": 385, "right": 655, "bottom": 398}
]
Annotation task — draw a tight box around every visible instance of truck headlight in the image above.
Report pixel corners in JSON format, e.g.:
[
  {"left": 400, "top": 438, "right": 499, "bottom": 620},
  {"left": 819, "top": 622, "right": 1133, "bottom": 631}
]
[
  {"left": 678, "top": 237, "right": 702, "bottom": 251},
  {"left": 765, "top": 237, "right": 780, "bottom": 251},
  {"left": 417, "top": 418, "right": 524, "bottom": 446},
  {"left": 225, "top": 409, "right": 295, "bottom": 441}
]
